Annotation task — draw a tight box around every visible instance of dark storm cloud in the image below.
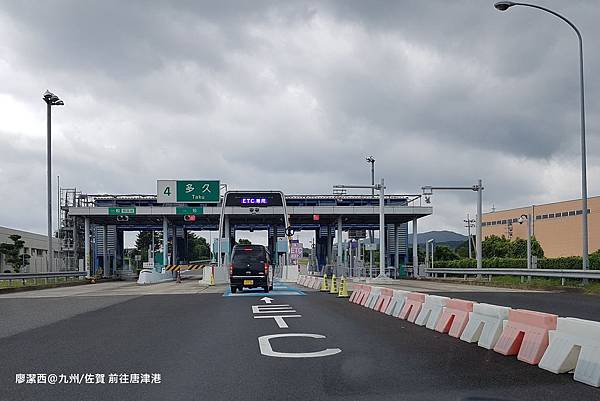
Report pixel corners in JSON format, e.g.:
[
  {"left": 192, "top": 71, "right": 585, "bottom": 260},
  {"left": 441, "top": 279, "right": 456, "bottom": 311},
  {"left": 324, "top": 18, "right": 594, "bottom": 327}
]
[{"left": 0, "top": 0, "right": 598, "bottom": 235}]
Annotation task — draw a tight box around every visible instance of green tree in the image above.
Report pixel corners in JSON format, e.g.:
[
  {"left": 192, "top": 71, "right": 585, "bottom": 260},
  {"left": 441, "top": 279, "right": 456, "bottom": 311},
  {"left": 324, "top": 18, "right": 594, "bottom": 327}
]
[
  {"left": 455, "top": 240, "right": 473, "bottom": 259},
  {"left": 508, "top": 237, "right": 544, "bottom": 258},
  {"left": 187, "top": 233, "right": 210, "bottom": 261},
  {"left": 0, "top": 235, "right": 29, "bottom": 273},
  {"left": 408, "top": 246, "right": 426, "bottom": 264},
  {"left": 434, "top": 245, "right": 459, "bottom": 261},
  {"left": 482, "top": 235, "right": 511, "bottom": 258},
  {"left": 237, "top": 239, "right": 252, "bottom": 245},
  {"left": 134, "top": 231, "right": 163, "bottom": 263}
]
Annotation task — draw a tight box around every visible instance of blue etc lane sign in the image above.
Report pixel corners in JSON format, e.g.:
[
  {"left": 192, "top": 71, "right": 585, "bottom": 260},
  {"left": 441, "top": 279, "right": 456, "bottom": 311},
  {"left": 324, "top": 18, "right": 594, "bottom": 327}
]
[{"left": 241, "top": 198, "right": 269, "bottom": 205}]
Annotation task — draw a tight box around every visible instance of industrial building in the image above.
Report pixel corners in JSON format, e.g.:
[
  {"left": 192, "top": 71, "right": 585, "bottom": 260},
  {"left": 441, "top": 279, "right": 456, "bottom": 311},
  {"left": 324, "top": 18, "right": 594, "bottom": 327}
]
[
  {"left": 0, "top": 226, "right": 62, "bottom": 272},
  {"left": 482, "top": 196, "right": 599, "bottom": 258}
]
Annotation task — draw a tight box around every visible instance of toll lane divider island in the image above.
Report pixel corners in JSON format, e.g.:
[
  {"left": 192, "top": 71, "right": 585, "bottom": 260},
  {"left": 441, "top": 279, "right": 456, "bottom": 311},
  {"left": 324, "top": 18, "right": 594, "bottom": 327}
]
[{"left": 295, "top": 274, "right": 600, "bottom": 388}]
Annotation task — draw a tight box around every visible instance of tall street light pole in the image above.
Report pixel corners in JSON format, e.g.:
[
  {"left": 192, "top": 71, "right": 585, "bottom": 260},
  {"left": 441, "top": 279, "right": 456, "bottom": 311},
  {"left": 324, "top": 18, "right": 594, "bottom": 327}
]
[
  {"left": 494, "top": 1, "right": 589, "bottom": 274},
  {"left": 519, "top": 214, "right": 532, "bottom": 271},
  {"left": 43, "top": 90, "right": 64, "bottom": 272},
  {"left": 366, "top": 156, "right": 375, "bottom": 278}
]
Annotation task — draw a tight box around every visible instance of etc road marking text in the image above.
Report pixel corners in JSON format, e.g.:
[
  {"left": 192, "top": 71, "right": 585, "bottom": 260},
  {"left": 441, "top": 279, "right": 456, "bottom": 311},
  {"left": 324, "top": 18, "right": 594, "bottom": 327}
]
[{"left": 252, "top": 299, "right": 341, "bottom": 358}]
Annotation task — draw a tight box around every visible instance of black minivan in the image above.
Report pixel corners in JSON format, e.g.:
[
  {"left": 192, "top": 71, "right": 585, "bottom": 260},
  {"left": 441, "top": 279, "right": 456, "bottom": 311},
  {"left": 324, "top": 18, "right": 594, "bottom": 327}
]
[{"left": 229, "top": 244, "right": 272, "bottom": 293}]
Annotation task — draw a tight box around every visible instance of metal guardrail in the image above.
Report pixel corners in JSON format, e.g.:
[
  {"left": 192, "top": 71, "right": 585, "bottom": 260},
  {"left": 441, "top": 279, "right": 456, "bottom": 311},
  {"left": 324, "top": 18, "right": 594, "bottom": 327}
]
[
  {"left": 425, "top": 268, "right": 600, "bottom": 280},
  {"left": 0, "top": 271, "right": 87, "bottom": 282}
]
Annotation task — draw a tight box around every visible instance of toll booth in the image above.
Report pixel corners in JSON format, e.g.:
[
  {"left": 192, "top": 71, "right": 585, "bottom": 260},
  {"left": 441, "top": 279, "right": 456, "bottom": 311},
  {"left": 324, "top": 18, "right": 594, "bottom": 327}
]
[{"left": 64, "top": 182, "right": 432, "bottom": 279}]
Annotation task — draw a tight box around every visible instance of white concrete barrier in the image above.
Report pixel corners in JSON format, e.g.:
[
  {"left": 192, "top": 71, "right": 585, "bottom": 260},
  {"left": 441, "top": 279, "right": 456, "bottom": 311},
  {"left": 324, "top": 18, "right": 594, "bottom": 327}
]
[
  {"left": 137, "top": 269, "right": 173, "bottom": 285},
  {"left": 460, "top": 303, "right": 510, "bottom": 349},
  {"left": 365, "top": 287, "right": 382, "bottom": 309},
  {"left": 384, "top": 289, "right": 410, "bottom": 317},
  {"left": 312, "top": 277, "right": 323, "bottom": 290},
  {"left": 199, "top": 265, "right": 228, "bottom": 285},
  {"left": 281, "top": 265, "right": 300, "bottom": 283},
  {"left": 539, "top": 317, "right": 600, "bottom": 387},
  {"left": 415, "top": 295, "right": 450, "bottom": 329}
]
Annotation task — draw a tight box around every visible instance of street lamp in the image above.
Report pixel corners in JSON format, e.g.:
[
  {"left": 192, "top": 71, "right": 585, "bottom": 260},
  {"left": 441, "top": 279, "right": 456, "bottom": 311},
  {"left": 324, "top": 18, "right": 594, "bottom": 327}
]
[
  {"left": 518, "top": 214, "right": 532, "bottom": 273},
  {"left": 365, "top": 156, "right": 375, "bottom": 277},
  {"left": 494, "top": 1, "right": 590, "bottom": 274},
  {"left": 42, "top": 90, "right": 64, "bottom": 272}
]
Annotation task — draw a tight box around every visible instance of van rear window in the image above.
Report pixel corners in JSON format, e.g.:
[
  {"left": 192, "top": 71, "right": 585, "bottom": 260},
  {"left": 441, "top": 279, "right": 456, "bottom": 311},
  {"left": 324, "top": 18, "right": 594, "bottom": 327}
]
[{"left": 233, "top": 251, "right": 265, "bottom": 264}]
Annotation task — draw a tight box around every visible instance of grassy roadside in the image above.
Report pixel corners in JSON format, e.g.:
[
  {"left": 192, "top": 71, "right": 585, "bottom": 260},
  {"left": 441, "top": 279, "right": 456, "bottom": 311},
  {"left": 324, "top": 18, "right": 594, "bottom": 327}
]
[
  {"left": 424, "top": 275, "right": 600, "bottom": 295},
  {"left": 0, "top": 277, "right": 95, "bottom": 293}
]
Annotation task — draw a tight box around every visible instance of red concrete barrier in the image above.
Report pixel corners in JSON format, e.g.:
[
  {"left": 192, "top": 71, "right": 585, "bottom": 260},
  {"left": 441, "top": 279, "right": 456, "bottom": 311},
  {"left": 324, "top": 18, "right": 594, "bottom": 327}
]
[
  {"left": 399, "top": 292, "right": 426, "bottom": 322},
  {"left": 351, "top": 285, "right": 371, "bottom": 305},
  {"left": 493, "top": 309, "right": 558, "bottom": 365},
  {"left": 435, "top": 299, "right": 475, "bottom": 338},
  {"left": 349, "top": 284, "right": 362, "bottom": 303},
  {"left": 373, "top": 288, "right": 394, "bottom": 313},
  {"left": 359, "top": 286, "right": 373, "bottom": 306}
]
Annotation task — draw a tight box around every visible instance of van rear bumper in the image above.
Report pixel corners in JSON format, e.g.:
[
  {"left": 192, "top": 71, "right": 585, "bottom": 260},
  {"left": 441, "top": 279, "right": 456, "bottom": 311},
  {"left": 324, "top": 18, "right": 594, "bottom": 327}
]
[{"left": 230, "top": 276, "right": 268, "bottom": 288}]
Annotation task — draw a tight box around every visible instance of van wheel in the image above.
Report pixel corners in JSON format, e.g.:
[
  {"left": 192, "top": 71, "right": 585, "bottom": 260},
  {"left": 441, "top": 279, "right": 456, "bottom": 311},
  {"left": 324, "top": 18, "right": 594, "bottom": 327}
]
[{"left": 231, "top": 286, "right": 237, "bottom": 293}]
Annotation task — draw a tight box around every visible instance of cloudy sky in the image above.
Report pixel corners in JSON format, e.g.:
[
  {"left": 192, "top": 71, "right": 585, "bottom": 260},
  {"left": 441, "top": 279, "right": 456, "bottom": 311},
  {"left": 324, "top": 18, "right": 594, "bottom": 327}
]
[{"left": 0, "top": 0, "right": 599, "bottom": 241}]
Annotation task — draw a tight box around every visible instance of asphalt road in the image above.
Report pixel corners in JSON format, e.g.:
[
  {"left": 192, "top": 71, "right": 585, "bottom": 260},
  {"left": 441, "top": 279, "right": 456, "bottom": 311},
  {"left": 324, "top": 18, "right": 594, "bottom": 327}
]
[{"left": 1, "top": 283, "right": 599, "bottom": 401}]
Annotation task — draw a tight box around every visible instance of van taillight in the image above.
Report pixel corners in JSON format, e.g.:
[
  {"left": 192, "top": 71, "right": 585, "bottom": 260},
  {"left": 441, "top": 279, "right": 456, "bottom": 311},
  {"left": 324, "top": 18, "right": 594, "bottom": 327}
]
[
  {"left": 229, "top": 264, "right": 233, "bottom": 275},
  {"left": 264, "top": 263, "right": 269, "bottom": 273}
]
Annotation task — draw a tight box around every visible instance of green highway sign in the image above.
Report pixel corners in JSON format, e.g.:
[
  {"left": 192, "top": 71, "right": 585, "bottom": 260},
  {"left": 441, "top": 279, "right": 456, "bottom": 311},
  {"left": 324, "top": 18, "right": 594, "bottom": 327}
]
[
  {"left": 157, "top": 180, "right": 220, "bottom": 203},
  {"left": 176, "top": 180, "right": 220, "bottom": 202},
  {"left": 176, "top": 206, "right": 204, "bottom": 215},
  {"left": 108, "top": 207, "right": 136, "bottom": 215}
]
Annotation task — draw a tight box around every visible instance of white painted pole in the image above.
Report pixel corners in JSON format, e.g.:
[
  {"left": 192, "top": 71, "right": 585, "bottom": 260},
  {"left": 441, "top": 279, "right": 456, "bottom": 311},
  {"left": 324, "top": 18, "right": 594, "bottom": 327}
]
[
  {"left": 476, "top": 179, "right": 483, "bottom": 278},
  {"left": 84, "top": 217, "right": 90, "bottom": 277},
  {"left": 412, "top": 218, "right": 418, "bottom": 278},
  {"left": 224, "top": 216, "right": 230, "bottom": 267},
  {"left": 102, "top": 225, "right": 108, "bottom": 278},
  {"left": 163, "top": 216, "right": 168, "bottom": 269},
  {"left": 378, "top": 178, "right": 386, "bottom": 278},
  {"left": 337, "top": 216, "right": 343, "bottom": 272},
  {"left": 527, "top": 213, "right": 532, "bottom": 271}
]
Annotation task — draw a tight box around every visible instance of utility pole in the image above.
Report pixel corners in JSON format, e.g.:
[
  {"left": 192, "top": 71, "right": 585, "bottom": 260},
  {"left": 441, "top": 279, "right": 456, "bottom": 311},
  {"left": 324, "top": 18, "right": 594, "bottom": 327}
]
[{"left": 464, "top": 214, "right": 475, "bottom": 259}]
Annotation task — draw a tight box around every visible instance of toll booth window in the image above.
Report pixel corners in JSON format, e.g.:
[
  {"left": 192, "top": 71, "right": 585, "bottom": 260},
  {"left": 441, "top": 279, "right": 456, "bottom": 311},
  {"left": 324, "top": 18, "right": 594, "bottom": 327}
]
[
  {"left": 542, "top": 214, "right": 548, "bottom": 219},
  {"left": 569, "top": 211, "right": 576, "bottom": 216},
  {"left": 562, "top": 212, "right": 569, "bottom": 217},
  {"left": 549, "top": 213, "right": 555, "bottom": 218},
  {"left": 536, "top": 215, "right": 541, "bottom": 220},
  {"left": 576, "top": 210, "right": 582, "bottom": 215}
]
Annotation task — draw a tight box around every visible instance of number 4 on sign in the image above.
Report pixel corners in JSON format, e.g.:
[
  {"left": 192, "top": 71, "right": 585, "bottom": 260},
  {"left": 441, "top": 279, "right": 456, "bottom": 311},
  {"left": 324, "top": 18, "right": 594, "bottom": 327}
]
[{"left": 163, "top": 187, "right": 171, "bottom": 196}]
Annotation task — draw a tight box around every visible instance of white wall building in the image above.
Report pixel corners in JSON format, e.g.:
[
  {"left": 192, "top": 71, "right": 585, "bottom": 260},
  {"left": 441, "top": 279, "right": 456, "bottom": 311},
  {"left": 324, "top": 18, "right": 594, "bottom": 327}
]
[{"left": 0, "top": 226, "right": 62, "bottom": 273}]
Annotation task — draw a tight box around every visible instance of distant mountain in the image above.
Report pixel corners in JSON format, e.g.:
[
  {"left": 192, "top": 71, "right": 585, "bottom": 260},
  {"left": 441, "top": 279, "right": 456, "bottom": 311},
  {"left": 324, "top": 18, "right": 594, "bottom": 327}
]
[{"left": 408, "top": 230, "right": 467, "bottom": 245}]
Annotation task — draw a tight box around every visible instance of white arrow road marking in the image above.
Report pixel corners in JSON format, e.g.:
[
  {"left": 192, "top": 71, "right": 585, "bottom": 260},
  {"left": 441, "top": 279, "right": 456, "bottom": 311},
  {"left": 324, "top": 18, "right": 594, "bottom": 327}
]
[
  {"left": 260, "top": 297, "right": 274, "bottom": 304},
  {"left": 253, "top": 315, "right": 302, "bottom": 328}
]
